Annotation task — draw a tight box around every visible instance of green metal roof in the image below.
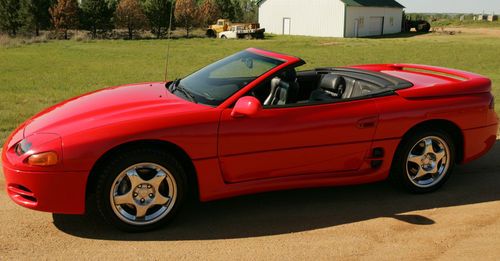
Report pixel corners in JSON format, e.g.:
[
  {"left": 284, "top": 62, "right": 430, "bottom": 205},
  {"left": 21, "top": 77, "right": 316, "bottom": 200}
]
[
  {"left": 258, "top": 0, "right": 405, "bottom": 8},
  {"left": 340, "top": 0, "right": 405, "bottom": 8}
]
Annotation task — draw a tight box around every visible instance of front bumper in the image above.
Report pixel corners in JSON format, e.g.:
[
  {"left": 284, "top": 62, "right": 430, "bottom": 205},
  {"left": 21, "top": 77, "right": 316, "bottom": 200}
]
[{"left": 3, "top": 164, "right": 88, "bottom": 214}]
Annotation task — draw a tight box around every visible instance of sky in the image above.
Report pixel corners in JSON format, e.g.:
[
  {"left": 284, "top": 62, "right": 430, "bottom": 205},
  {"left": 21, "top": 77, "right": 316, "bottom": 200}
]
[{"left": 397, "top": 0, "right": 500, "bottom": 14}]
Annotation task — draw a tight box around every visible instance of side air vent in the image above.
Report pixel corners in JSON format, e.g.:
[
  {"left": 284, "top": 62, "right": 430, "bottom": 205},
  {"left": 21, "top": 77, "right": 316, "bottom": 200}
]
[
  {"left": 370, "top": 148, "right": 384, "bottom": 169},
  {"left": 372, "top": 148, "right": 384, "bottom": 158}
]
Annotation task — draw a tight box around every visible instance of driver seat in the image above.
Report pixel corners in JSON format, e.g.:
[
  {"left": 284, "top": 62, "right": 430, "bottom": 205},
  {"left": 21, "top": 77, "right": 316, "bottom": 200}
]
[{"left": 264, "top": 69, "right": 300, "bottom": 106}]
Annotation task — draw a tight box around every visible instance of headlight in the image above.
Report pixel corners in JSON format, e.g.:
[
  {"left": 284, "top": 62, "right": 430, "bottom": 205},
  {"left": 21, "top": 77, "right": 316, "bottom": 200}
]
[
  {"left": 15, "top": 139, "right": 32, "bottom": 156},
  {"left": 9, "top": 133, "right": 62, "bottom": 168}
]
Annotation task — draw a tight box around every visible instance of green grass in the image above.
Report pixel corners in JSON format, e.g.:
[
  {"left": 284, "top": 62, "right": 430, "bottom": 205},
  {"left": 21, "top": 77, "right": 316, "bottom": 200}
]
[{"left": 1, "top": 32, "right": 499, "bottom": 143}]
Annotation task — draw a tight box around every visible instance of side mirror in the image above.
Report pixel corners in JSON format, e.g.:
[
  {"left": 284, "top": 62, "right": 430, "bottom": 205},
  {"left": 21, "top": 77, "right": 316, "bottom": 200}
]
[{"left": 231, "top": 96, "right": 263, "bottom": 118}]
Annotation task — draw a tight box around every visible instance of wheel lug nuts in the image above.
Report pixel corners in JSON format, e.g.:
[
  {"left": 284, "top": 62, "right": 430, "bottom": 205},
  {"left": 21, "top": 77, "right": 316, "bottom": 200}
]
[
  {"left": 147, "top": 185, "right": 151, "bottom": 189},
  {"left": 138, "top": 185, "right": 142, "bottom": 188},
  {"left": 140, "top": 198, "right": 145, "bottom": 203},
  {"left": 149, "top": 193, "right": 154, "bottom": 198},
  {"left": 133, "top": 193, "right": 138, "bottom": 197}
]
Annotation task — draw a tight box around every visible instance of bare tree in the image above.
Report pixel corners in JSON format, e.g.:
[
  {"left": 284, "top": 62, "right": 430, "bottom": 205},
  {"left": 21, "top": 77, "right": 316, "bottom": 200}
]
[
  {"left": 115, "top": 0, "right": 148, "bottom": 39},
  {"left": 50, "top": 0, "right": 79, "bottom": 39},
  {"left": 199, "top": 0, "right": 220, "bottom": 27},
  {"left": 175, "top": 0, "right": 199, "bottom": 37}
]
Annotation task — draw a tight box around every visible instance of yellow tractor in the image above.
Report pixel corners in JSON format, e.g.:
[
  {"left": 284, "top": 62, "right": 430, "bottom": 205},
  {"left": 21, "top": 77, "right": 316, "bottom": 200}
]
[{"left": 206, "top": 19, "right": 265, "bottom": 39}]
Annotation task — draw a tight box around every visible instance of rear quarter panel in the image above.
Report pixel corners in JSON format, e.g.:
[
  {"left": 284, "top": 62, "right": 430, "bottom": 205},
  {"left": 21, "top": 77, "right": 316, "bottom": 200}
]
[
  {"left": 374, "top": 92, "right": 496, "bottom": 164},
  {"left": 374, "top": 93, "right": 491, "bottom": 141}
]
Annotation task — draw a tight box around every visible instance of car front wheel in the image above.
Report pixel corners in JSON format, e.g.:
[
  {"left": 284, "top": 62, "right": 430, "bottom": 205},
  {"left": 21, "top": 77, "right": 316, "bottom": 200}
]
[
  {"left": 390, "top": 130, "right": 455, "bottom": 193},
  {"left": 95, "top": 148, "right": 186, "bottom": 232}
]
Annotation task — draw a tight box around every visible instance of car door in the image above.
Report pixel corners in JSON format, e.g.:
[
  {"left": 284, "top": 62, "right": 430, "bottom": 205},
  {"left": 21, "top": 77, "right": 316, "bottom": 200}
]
[{"left": 218, "top": 99, "right": 379, "bottom": 183}]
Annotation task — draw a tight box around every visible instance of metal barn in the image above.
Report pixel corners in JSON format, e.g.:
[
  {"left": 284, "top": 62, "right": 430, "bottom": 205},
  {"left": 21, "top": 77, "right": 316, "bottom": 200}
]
[{"left": 258, "top": 0, "right": 405, "bottom": 38}]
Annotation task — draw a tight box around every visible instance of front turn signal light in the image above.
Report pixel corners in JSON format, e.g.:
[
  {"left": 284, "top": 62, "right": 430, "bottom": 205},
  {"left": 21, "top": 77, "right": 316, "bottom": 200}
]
[{"left": 27, "top": 152, "right": 58, "bottom": 166}]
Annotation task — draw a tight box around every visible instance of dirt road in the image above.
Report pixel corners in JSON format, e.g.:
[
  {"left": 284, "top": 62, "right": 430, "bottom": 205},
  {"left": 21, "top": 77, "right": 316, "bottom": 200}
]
[
  {"left": 1, "top": 142, "right": 500, "bottom": 260},
  {"left": 436, "top": 27, "right": 500, "bottom": 37}
]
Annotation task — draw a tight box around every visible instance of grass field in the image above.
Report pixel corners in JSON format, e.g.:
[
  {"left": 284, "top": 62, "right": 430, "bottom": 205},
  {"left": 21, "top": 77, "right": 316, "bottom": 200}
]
[{"left": 1, "top": 31, "right": 499, "bottom": 143}]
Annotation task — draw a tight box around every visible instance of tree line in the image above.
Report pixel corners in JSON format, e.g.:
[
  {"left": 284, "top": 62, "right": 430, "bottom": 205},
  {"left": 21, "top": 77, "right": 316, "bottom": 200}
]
[{"left": 0, "top": 0, "right": 259, "bottom": 39}]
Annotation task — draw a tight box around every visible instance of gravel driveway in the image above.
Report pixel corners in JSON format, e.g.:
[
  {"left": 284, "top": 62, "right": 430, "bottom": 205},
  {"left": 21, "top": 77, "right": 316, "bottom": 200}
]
[{"left": 1, "top": 141, "right": 500, "bottom": 260}]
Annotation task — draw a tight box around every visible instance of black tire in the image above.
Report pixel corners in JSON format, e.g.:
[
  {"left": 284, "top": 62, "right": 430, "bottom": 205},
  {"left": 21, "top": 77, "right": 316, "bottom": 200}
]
[
  {"left": 221, "top": 35, "right": 227, "bottom": 39},
  {"left": 416, "top": 21, "right": 431, "bottom": 33},
  {"left": 390, "top": 129, "right": 455, "bottom": 193},
  {"left": 94, "top": 148, "right": 187, "bottom": 232},
  {"left": 206, "top": 29, "right": 216, "bottom": 38}
]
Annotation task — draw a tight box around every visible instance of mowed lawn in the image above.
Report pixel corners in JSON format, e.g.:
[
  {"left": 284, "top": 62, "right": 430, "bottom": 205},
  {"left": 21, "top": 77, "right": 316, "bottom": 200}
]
[{"left": 1, "top": 32, "right": 499, "bottom": 143}]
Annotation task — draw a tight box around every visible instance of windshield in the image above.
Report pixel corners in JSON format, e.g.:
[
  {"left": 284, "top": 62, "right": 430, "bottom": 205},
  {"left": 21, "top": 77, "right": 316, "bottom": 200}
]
[{"left": 174, "top": 51, "right": 284, "bottom": 106}]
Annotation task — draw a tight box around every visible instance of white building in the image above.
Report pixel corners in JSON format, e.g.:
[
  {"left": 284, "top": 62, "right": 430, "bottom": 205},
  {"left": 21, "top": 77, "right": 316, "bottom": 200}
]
[{"left": 258, "top": 0, "right": 405, "bottom": 38}]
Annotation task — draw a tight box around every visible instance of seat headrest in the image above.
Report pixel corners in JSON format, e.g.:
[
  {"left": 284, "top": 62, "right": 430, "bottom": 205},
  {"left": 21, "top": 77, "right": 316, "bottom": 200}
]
[
  {"left": 318, "top": 74, "right": 346, "bottom": 94},
  {"left": 280, "top": 69, "right": 297, "bottom": 82}
]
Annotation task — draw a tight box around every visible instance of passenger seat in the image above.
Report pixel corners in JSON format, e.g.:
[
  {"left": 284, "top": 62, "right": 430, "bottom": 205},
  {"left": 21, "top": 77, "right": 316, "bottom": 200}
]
[{"left": 309, "top": 74, "right": 346, "bottom": 102}]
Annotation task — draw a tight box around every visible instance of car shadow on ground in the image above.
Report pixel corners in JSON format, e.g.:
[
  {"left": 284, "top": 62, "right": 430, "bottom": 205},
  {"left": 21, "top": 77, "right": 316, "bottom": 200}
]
[{"left": 53, "top": 141, "right": 500, "bottom": 241}]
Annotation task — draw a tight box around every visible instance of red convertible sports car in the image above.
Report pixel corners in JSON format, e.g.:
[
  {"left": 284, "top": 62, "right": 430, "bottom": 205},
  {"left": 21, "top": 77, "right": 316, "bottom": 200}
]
[{"left": 3, "top": 48, "right": 498, "bottom": 231}]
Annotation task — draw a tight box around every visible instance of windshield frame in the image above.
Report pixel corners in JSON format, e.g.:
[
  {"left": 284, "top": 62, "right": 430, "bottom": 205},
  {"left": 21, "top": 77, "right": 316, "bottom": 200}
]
[
  {"left": 218, "top": 49, "right": 305, "bottom": 109},
  {"left": 170, "top": 49, "right": 302, "bottom": 107}
]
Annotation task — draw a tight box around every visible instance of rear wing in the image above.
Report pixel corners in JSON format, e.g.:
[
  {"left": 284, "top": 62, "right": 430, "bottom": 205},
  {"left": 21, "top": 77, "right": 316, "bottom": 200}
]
[{"left": 391, "top": 64, "right": 492, "bottom": 98}]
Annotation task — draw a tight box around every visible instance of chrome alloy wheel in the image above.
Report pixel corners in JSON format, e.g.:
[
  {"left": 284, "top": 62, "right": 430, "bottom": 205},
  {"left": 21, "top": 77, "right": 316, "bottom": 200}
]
[
  {"left": 110, "top": 163, "right": 177, "bottom": 226},
  {"left": 406, "top": 136, "right": 451, "bottom": 188}
]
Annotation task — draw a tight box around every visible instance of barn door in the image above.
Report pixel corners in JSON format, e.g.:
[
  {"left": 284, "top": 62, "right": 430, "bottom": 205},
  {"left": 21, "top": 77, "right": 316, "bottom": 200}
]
[
  {"left": 283, "top": 18, "right": 291, "bottom": 35},
  {"left": 368, "top": 17, "right": 384, "bottom": 36},
  {"left": 354, "top": 19, "right": 359, "bottom": 37}
]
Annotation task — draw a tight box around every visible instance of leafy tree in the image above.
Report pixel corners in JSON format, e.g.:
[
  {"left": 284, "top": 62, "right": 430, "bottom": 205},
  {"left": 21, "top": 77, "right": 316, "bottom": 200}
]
[
  {"left": 215, "top": 0, "right": 235, "bottom": 21},
  {"left": 143, "top": 0, "right": 173, "bottom": 39},
  {"left": 208, "top": 0, "right": 258, "bottom": 22},
  {"left": 81, "top": 0, "right": 115, "bottom": 38},
  {"left": 27, "top": 0, "right": 53, "bottom": 36},
  {"left": 199, "top": 0, "right": 220, "bottom": 27},
  {"left": 0, "top": 0, "right": 28, "bottom": 36},
  {"left": 238, "top": 0, "right": 257, "bottom": 23},
  {"left": 49, "top": 0, "right": 79, "bottom": 39},
  {"left": 175, "top": 0, "right": 198, "bottom": 37},
  {"left": 232, "top": 0, "right": 243, "bottom": 22},
  {"left": 115, "top": 0, "right": 147, "bottom": 39}
]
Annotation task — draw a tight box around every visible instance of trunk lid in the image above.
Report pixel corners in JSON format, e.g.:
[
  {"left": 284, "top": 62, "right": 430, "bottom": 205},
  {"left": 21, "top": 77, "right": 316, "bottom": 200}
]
[{"left": 356, "top": 64, "right": 492, "bottom": 99}]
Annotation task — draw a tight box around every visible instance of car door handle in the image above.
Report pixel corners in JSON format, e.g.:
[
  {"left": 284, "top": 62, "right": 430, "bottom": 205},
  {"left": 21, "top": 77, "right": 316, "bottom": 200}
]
[{"left": 357, "top": 116, "right": 378, "bottom": 129}]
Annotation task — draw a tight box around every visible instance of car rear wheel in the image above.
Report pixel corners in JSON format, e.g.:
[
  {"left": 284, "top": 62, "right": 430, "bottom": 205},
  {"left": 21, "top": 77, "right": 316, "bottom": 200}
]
[
  {"left": 390, "top": 130, "right": 455, "bottom": 193},
  {"left": 95, "top": 148, "right": 186, "bottom": 232}
]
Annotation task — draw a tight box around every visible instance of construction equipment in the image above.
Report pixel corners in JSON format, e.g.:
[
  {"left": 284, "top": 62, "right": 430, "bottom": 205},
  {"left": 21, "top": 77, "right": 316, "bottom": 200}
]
[
  {"left": 403, "top": 17, "right": 431, "bottom": 33},
  {"left": 207, "top": 19, "right": 265, "bottom": 39}
]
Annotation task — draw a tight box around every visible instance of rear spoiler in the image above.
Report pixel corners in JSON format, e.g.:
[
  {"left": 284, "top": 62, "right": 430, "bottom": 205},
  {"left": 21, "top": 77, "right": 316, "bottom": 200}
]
[{"left": 391, "top": 64, "right": 492, "bottom": 98}]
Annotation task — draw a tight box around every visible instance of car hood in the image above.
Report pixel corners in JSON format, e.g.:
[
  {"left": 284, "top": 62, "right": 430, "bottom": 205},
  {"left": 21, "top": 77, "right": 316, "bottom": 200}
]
[{"left": 23, "top": 82, "right": 209, "bottom": 137}]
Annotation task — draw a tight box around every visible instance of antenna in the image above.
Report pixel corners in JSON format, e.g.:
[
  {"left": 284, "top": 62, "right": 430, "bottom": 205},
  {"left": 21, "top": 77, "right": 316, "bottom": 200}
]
[{"left": 164, "top": 0, "right": 175, "bottom": 83}]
